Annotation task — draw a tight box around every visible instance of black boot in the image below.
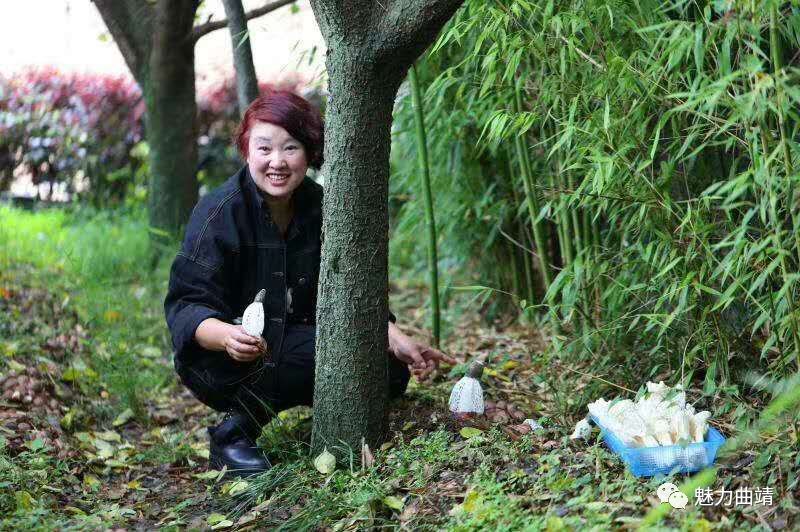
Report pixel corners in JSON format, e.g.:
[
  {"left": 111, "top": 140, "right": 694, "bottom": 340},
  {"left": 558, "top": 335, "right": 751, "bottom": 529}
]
[{"left": 208, "top": 412, "right": 271, "bottom": 477}]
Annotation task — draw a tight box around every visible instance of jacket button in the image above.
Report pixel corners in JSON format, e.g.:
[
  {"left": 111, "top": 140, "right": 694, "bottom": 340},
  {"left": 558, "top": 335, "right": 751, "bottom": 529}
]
[
  {"left": 298, "top": 277, "right": 307, "bottom": 285},
  {"left": 273, "top": 271, "right": 284, "bottom": 277}
]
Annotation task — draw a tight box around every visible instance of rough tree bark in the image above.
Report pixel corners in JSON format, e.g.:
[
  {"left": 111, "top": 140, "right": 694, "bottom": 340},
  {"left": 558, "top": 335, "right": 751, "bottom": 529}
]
[
  {"left": 222, "top": 0, "right": 261, "bottom": 118},
  {"left": 148, "top": 1, "right": 199, "bottom": 237},
  {"left": 92, "top": 0, "right": 296, "bottom": 238},
  {"left": 309, "top": 0, "right": 464, "bottom": 455}
]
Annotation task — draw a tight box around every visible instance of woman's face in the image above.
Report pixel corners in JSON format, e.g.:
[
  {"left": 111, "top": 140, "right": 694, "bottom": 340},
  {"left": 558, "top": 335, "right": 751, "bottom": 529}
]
[{"left": 246, "top": 121, "right": 308, "bottom": 200}]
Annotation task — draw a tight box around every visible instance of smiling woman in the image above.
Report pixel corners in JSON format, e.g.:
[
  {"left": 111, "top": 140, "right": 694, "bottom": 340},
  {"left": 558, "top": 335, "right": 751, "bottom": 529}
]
[
  {"left": 235, "top": 93, "right": 322, "bottom": 234},
  {"left": 163, "top": 90, "right": 452, "bottom": 477},
  {"left": 247, "top": 122, "right": 308, "bottom": 199}
]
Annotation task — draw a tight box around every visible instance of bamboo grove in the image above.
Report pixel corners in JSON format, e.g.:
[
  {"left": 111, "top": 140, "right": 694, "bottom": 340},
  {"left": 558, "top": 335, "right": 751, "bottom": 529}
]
[{"left": 390, "top": 0, "right": 800, "bottom": 389}]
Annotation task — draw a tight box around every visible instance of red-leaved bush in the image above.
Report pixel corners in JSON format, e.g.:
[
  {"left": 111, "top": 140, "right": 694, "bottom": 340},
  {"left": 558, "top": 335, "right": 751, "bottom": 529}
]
[{"left": 0, "top": 67, "right": 144, "bottom": 202}]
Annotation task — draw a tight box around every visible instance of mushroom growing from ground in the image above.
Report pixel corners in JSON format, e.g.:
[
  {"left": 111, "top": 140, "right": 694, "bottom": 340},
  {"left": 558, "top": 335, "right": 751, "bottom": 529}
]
[{"left": 449, "top": 360, "right": 485, "bottom": 420}]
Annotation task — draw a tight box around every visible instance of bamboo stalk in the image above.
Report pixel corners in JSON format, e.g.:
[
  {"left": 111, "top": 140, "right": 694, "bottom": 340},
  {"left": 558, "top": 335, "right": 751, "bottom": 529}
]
[
  {"left": 513, "top": 80, "right": 553, "bottom": 290},
  {"left": 521, "top": 226, "right": 536, "bottom": 306},
  {"left": 408, "top": 64, "right": 440, "bottom": 348},
  {"left": 557, "top": 93, "right": 590, "bottom": 333},
  {"left": 506, "top": 239, "right": 521, "bottom": 303},
  {"left": 591, "top": 210, "right": 603, "bottom": 323},
  {"left": 507, "top": 154, "right": 536, "bottom": 307},
  {"left": 565, "top": 170, "right": 584, "bottom": 252},
  {"left": 552, "top": 152, "right": 573, "bottom": 266}
]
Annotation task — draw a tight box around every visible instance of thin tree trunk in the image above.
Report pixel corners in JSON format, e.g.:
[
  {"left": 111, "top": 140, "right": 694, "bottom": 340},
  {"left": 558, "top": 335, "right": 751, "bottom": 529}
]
[
  {"left": 146, "top": 0, "right": 199, "bottom": 241},
  {"left": 222, "top": 0, "right": 260, "bottom": 117}
]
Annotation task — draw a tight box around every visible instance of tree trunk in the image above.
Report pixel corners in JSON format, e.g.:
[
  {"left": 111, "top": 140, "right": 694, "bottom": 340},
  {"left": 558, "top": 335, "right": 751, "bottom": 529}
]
[
  {"left": 308, "top": 0, "right": 464, "bottom": 456},
  {"left": 312, "top": 56, "right": 403, "bottom": 451},
  {"left": 146, "top": 0, "right": 199, "bottom": 239},
  {"left": 222, "top": 0, "right": 260, "bottom": 117}
]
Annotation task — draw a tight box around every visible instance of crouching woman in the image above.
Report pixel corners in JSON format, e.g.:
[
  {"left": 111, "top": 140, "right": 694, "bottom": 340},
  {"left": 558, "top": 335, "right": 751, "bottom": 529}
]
[{"left": 164, "top": 90, "right": 451, "bottom": 475}]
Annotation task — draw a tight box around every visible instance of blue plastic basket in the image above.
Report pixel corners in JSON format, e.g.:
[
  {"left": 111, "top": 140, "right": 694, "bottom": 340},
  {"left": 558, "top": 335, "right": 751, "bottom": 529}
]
[{"left": 589, "top": 415, "right": 726, "bottom": 477}]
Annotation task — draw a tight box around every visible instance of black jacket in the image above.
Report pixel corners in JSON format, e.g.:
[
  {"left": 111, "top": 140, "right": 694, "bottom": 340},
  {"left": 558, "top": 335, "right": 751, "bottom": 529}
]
[{"left": 164, "top": 167, "right": 324, "bottom": 374}]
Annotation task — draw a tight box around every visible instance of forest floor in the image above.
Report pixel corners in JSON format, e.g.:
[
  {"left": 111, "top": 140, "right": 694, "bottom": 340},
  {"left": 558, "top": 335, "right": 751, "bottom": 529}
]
[{"left": 1, "top": 207, "right": 798, "bottom": 531}]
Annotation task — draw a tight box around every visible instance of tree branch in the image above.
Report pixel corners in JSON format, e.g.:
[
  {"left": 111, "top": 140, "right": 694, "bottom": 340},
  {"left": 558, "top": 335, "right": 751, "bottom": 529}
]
[
  {"left": 308, "top": 0, "right": 375, "bottom": 37},
  {"left": 192, "top": 0, "right": 297, "bottom": 42},
  {"left": 375, "top": 0, "right": 464, "bottom": 70},
  {"left": 92, "top": 0, "right": 156, "bottom": 82},
  {"left": 222, "top": 0, "right": 261, "bottom": 115}
]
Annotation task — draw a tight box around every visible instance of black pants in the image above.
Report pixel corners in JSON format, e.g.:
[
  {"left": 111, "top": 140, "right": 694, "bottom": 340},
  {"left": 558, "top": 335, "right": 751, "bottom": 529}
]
[{"left": 178, "top": 325, "right": 411, "bottom": 424}]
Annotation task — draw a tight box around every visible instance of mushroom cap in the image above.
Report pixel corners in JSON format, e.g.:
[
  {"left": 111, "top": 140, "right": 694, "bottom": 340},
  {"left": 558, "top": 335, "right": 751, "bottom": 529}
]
[{"left": 467, "top": 360, "right": 485, "bottom": 379}]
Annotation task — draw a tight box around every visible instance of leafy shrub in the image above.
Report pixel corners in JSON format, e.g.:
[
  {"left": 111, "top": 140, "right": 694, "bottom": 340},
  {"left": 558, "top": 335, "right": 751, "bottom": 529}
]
[{"left": 0, "top": 67, "right": 144, "bottom": 203}]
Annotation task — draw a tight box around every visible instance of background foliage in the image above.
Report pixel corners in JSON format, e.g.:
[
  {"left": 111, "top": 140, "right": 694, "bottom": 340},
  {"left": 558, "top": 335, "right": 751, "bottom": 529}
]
[
  {"left": 391, "top": 0, "right": 800, "bottom": 392},
  {"left": 0, "top": 68, "right": 143, "bottom": 204}
]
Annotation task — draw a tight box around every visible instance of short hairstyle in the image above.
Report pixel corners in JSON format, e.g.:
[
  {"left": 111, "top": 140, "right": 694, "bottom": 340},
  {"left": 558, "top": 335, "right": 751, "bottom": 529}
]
[{"left": 235, "top": 90, "right": 324, "bottom": 169}]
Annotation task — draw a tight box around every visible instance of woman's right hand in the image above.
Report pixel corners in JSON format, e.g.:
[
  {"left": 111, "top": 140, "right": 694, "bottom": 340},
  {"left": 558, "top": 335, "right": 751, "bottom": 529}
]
[
  {"left": 195, "top": 318, "right": 267, "bottom": 362},
  {"left": 222, "top": 324, "right": 268, "bottom": 362}
]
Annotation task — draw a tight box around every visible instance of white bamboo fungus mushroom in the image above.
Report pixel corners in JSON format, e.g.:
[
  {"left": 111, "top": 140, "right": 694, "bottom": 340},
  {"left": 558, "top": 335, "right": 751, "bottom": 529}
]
[
  {"left": 570, "top": 418, "right": 593, "bottom": 440},
  {"left": 242, "top": 289, "right": 266, "bottom": 337},
  {"left": 690, "top": 411, "right": 711, "bottom": 443},
  {"left": 586, "top": 382, "right": 711, "bottom": 448},
  {"left": 449, "top": 361, "right": 485, "bottom": 415}
]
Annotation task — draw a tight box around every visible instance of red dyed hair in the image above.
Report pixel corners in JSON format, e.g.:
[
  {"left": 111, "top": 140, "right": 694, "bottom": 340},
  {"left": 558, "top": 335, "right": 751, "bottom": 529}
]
[{"left": 235, "top": 90, "right": 324, "bottom": 169}]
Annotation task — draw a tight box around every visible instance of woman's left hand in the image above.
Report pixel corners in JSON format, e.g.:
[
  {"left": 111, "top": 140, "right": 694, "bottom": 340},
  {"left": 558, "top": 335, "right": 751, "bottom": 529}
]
[{"left": 388, "top": 322, "right": 455, "bottom": 379}]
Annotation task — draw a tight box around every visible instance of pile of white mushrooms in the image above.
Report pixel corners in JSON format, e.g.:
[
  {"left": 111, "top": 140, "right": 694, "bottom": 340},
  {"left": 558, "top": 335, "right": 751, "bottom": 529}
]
[{"left": 576, "top": 381, "right": 711, "bottom": 447}]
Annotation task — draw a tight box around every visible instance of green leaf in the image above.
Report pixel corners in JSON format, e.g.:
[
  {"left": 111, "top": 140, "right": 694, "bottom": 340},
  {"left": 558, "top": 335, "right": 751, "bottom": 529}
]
[
  {"left": 313, "top": 448, "right": 336, "bottom": 474},
  {"left": 112, "top": 408, "right": 134, "bottom": 427},
  {"left": 194, "top": 470, "right": 222, "bottom": 480},
  {"left": 95, "top": 430, "right": 122, "bottom": 443},
  {"left": 383, "top": 495, "right": 404, "bottom": 511},
  {"left": 703, "top": 361, "right": 717, "bottom": 395},
  {"left": 6, "top": 359, "right": 25, "bottom": 372},
  {"left": 207, "top": 513, "right": 229, "bottom": 527},
  {"left": 222, "top": 479, "right": 250, "bottom": 497},
  {"left": 459, "top": 427, "right": 483, "bottom": 439},
  {"left": 60, "top": 409, "right": 77, "bottom": 431},
  {"left": 15, "top": 491, "right": 36, "bottom": 512},
  {"left": 462, "top": 490, "right": 482, "bottom": 513},
  {"left": 25, "top": 438, "right": 45, "bottom": 452},
  {"left": 83, "top": 474, "right": 101, "bottom": 490}
]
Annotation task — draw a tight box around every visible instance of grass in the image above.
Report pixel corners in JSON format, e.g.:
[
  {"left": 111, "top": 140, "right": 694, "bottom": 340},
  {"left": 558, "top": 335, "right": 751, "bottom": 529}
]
[{"left": 0, "top": 204, "right": 174, "bottom": 419}]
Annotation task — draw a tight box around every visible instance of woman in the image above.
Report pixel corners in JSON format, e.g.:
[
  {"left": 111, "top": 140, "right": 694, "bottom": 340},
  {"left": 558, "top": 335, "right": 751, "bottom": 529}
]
[{"left": 164, "top": 91, "right": 451, "bottom": 475}]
